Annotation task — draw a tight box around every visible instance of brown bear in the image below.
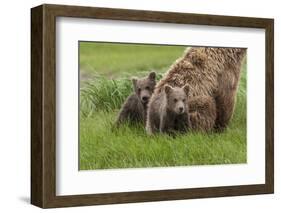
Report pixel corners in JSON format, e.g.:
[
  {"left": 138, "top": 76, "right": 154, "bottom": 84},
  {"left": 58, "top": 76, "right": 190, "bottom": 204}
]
[
  {"left": 115, "top": 71, "right": 156, "bottom": 127},
  {"left": 188, "top": 95, "right": 217, "bottom": 132},
  {"left": 154, "top": 47, "right": 246, "bottom": 131},
  {"left": 146, "top": 84, "right": 191, "bottom": 135}
]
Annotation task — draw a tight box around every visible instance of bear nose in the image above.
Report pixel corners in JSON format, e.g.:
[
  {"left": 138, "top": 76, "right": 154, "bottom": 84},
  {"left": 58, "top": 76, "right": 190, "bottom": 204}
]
[
  {"left": 179, "top": 107, "right": 184, "bottom": 112},
  {"left": 142, "top": 96, "right": 149, "bottom": 102}
]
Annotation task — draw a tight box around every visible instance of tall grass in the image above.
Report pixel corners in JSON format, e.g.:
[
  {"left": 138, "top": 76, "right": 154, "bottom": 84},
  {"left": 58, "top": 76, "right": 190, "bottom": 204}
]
[
  {"left": 80, "top": 73, "right": 163, "bottom": 118},
  {"left": 80, "top": 77, "right": 132, "bottom": 118},
  {"left": 79, "top": 43, "right": 247, "bottom": 170},
  {"left": 80, "top": 65, "right": 247, "bottom": 170}
]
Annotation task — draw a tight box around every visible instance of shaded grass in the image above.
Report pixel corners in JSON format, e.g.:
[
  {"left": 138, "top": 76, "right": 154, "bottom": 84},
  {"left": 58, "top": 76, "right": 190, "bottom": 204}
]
[{"left": 79, "top": 43, "right": 247, "bottom": 170}]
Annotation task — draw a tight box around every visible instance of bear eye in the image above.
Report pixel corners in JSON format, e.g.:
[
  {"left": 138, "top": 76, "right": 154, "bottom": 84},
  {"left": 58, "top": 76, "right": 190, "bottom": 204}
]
[
  {"left": 183, "top": 99, "right": 186, "bottom": 102},
  {"left": 145, "top": 86, "right": 150, "bottom": 90},
  {"left": 174, "top": 98, "right": 177, "bottom": 103}
]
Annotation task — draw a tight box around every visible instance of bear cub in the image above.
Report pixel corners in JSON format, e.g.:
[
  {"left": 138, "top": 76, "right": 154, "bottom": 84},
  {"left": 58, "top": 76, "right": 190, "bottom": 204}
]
[
  {"left": 115, "top": 71, "right": 156, "bottom": 127},
  {"left": 146, "top": 84, "right": 191, "bottom": 135}
]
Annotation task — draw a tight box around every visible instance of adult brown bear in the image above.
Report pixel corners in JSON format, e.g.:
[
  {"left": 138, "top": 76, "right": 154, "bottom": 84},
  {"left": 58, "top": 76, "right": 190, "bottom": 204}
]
[{"left": 152, "top": 47, "right": 246, "bottom": 131}]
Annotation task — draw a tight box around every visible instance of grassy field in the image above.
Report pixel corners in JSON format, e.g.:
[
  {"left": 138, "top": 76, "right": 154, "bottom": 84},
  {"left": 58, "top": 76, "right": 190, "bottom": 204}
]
[
  {"left": 79, "top": 42, "right": 247, "bottom": 170},
  {"left": 79, "top": 42, "right": 185, "bottom": 78}
]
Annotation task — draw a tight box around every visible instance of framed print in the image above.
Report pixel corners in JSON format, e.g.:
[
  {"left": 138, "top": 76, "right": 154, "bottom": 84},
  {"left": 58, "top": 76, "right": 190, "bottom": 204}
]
[{"left": 31, "top": 4, "right": 274, "bottom": 208}]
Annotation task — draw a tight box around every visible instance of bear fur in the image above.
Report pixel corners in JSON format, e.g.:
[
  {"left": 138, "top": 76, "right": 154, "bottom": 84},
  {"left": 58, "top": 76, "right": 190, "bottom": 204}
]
[
  {"left": 115, "top": 71, "right": 156, "bottom": 127},
  {"left": 188, "top": 96, "right": 217, "bottom": 132},
  {"left": 154, "top": 47, "right": 246, "bottom": 131},
  {"left": 146, "top": 84, "right": 191, "bottom": 135}
]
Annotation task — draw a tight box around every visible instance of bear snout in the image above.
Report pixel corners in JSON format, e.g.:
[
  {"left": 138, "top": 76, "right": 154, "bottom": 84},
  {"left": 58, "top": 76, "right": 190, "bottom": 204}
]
[
  {"left": 141, "top": 96, "right": 149, "bottom": 103},
  {"left": 178, "top": 106, "right": 184, "bottom": 113},
  {"left": 176, "top": 107, "right": 185, "bottom": 114},
  {"left": 175, "top": 102, "right": 186, "bottom": 114}
]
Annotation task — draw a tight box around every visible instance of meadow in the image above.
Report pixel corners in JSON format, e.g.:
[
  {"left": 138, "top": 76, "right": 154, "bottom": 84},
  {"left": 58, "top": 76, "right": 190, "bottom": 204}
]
[{"left": 79, "top": 42, "right": 247, "bottom": 170}]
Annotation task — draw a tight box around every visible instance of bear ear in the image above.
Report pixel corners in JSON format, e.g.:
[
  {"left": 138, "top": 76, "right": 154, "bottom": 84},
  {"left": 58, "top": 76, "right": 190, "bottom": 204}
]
[
  {"left": 183, "top": 84, "right": 190, "bottom": 96},
  {"left": 132, "top": 78, "right": 138, "bottom": 90},
  {"left": 148, "top": 71, "right": 156, "bottom": 81},
  {"left": 164, "top": 85, "right": 173, "bottom": 95}
]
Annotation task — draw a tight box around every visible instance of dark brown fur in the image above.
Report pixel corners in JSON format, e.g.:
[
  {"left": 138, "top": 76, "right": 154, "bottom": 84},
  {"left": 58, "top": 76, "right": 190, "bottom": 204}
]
[
  {"left": 188, "top": 96, "right": 217, "bottom": 132},
  {"left": 146, "top": 85, "right": 191, "bottom": 135},
  {"left": 154, "top": 47, "right": 246, "bottom": 131},
  {"left": 115, "top": 72, "right": 156, "bottom": 126}
]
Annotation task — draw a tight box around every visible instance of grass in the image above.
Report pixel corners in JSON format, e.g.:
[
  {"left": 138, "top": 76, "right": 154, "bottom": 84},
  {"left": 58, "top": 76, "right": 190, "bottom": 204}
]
[
  {"left": 79, "top": 42, "right": 185, "bottom": 78},
  {"left": 79, "top": 42, "right": 247, "bottom": 170},
  {"left": 80, "top": 73, "right": 164, "bottom": 118}
]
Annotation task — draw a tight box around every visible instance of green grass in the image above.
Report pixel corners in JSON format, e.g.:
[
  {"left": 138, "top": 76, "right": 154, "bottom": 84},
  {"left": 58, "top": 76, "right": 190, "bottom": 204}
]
[
  {"left": 79, "top": 42, "right": 185, "bottom": 78},
  {"left": 79, "top": 42, "right": 247, "bottom": 170},
  {"left": 80, "top": 73, "right": 164, "bottom": 118}
]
